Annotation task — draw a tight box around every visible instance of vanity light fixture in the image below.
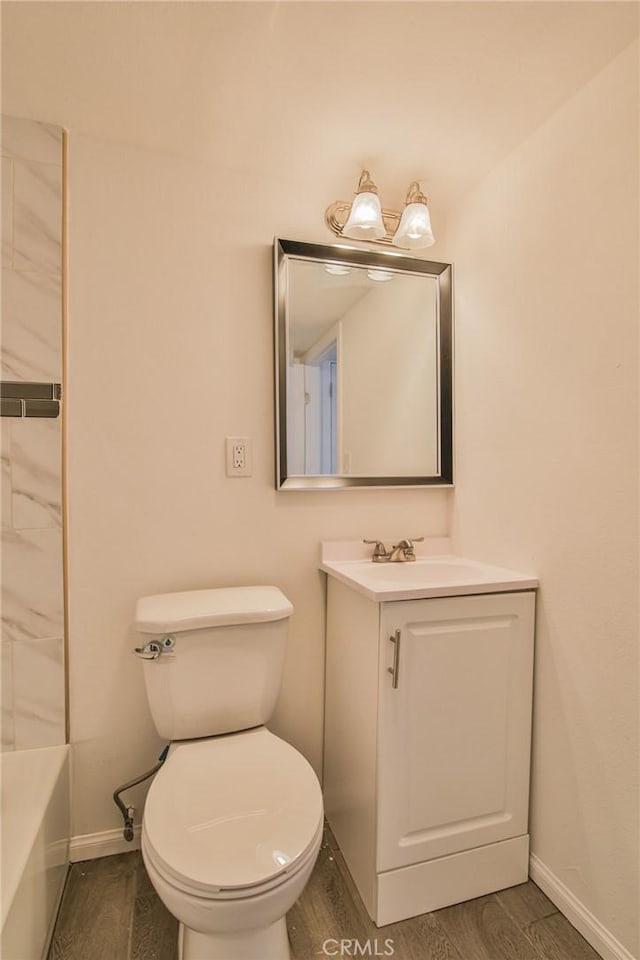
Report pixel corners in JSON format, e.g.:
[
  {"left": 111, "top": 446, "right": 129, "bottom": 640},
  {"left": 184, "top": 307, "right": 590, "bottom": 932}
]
[{"left": 326, "top": 171, "right": 436, "bottom": 250}]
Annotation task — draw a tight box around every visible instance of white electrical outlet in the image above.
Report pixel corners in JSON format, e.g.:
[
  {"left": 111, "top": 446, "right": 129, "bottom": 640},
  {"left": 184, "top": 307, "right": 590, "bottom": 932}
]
[{"left": 226, "top": 437, "right": 252, "bottom": 477}]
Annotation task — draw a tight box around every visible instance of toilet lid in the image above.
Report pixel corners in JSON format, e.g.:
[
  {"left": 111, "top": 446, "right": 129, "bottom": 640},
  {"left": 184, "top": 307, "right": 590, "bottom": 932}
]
[
  {"left": 136, "top": 586, "right": 293, "bottom": 634},
  {"left": 143, "top": 729, "right": 323, "bottom": 893}
]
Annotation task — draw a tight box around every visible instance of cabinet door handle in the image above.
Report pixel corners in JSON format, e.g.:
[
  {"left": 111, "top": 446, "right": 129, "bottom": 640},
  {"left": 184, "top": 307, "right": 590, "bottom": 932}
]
[{"left": 388, "top": 629, "right": 401, "bottom": 689}]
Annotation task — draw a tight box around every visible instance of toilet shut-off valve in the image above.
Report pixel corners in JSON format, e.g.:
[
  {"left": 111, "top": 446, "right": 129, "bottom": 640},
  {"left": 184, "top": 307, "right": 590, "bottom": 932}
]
[{"left": 113, "top": 745, "right": 169, "bottom": 842}]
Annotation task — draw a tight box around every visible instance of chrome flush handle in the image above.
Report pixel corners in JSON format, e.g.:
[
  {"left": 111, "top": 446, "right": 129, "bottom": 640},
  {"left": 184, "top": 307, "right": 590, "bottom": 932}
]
[{"left": 134, "top": 635, "right": 175, "bottom": 659}]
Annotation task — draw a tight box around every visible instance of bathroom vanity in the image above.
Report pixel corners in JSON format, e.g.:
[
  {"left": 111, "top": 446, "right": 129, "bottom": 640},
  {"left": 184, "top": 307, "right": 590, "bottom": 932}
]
[{"left": 320, "top": 541, "right": 538, "bottom": 926}]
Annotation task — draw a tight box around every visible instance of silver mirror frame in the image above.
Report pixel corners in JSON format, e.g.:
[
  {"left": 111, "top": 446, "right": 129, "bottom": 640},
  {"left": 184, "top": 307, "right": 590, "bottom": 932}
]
[{"left": 274, "top": 238, "right": 453, "bottom": 490}]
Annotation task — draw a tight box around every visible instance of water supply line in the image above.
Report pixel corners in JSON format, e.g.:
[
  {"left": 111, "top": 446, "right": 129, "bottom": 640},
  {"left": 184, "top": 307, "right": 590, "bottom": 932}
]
[{"left": 113, "top": 745, "right": 169, "bottom": 842}]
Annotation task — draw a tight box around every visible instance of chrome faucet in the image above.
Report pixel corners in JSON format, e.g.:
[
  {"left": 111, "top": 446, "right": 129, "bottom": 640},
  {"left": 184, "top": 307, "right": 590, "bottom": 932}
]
[
  {"left": 387, "top": 537, "right": 424, "bottom": 562},
  {"left": 364, "top": 537, "right": 424, "bottom": 562}
]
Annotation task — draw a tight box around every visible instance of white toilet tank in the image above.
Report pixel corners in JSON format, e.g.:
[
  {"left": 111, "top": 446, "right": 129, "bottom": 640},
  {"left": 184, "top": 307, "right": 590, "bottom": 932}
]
[{"left": 135, "top": 586, "right": 293, "bottom": 741}]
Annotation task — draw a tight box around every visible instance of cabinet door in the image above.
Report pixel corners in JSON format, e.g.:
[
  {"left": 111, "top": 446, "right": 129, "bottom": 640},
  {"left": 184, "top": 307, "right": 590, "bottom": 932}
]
[{"left": 377, "top": 592, "right": 535, "bottom": 872}]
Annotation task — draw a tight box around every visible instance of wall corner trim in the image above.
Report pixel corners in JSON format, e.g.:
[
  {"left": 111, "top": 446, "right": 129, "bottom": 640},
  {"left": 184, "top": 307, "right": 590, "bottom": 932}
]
[{"left": 529, "top": 854, "right": 637, "bottom": 960}]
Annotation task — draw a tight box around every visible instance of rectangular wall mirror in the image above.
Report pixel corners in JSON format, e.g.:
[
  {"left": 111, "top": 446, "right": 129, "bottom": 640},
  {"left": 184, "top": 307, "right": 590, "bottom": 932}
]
[{"left": 274, "top": 238, "right": 453, "bottom": 490}]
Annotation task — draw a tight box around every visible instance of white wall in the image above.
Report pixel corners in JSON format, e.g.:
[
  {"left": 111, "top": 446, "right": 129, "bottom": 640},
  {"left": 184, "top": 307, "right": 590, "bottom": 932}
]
[
  {"left": 2, "top": 9, "right": 637, "bottom": 955},
  {"left": 340, "top": 279, "right": 438, "bottom": 476},
  {"left": 65, "top": 123, "right": 453, "bottom": 840},
  {"left": 446, "top": 42, "right": 639, "bottom": 958},
  {"left": 1, "top": 5, "right": 451, "bottom": 841}
]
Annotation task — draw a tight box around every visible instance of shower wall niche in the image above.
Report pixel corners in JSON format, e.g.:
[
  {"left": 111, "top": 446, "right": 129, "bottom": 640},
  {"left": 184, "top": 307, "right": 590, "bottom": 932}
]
[{"left": 1, "top": 114, "right": 66, "bottom": 751}]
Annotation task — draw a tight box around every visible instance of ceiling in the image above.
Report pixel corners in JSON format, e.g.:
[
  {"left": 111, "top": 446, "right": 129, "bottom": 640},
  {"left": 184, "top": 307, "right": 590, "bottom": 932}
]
[{"left": 3, "top": 1, "right": 638, "bottom": 215}]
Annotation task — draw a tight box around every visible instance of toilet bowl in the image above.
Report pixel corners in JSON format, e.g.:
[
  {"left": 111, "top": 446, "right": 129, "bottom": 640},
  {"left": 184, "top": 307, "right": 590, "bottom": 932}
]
[{"left": 135, "top": 586, "right": 323, "bottom": 960}]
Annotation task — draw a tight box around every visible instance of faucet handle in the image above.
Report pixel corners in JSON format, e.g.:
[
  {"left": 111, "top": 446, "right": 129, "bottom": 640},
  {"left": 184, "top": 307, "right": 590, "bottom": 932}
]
[
  {"left": 398, "top": 537, "right": 424, "bottom": 550},
  {"left": 390, "top": 537, "right": 424, "bottom": 561},
  {"left": 363, "top": 539, "right": 389, "bottom": 562}
]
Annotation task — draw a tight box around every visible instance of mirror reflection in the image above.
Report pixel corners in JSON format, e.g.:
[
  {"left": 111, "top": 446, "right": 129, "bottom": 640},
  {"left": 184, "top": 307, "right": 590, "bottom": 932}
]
[{"left": 275, "top": 239, "right": 453, "bottom": 490}]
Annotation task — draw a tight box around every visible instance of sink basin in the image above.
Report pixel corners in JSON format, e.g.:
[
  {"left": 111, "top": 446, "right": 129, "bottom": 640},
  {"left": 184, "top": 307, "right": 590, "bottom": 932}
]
[
  {"left": 363, "top": 559, "right": 487, "bottom": 583},
  {"left": 320, "top": 553, "right": 538, "bottom": 601}
]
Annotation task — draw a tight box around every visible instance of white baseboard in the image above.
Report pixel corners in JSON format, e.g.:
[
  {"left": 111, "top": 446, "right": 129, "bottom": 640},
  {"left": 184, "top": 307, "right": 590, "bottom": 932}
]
[
  {"left": 529, "top": 853, "right": 637, "bottom": 960},
  {"left": 70, "top": 826, "right": 141, "bottom": 863}
]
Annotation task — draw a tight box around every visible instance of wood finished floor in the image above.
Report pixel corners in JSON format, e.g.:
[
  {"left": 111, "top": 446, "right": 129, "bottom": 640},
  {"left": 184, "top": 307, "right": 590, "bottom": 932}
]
[{"left": 48, "top": 829, "right": 603, "bottom": 960}]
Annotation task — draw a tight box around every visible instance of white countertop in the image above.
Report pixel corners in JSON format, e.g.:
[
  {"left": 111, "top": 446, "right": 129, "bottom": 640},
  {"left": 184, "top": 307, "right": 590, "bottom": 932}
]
[{"left": 320, "top": 540, "right": 538, "bottom": 601}]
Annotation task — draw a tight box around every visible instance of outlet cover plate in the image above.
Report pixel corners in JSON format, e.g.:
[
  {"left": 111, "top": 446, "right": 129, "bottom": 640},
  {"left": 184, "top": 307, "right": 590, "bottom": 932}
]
[{"left": 226, "top": 437, "right": 252, "bottom": 477}]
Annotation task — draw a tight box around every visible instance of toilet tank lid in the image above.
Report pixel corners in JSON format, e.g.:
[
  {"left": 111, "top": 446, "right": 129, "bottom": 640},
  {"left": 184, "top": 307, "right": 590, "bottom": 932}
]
[{"left": 135, "top": 586, "right": 293, "bottom": 634}]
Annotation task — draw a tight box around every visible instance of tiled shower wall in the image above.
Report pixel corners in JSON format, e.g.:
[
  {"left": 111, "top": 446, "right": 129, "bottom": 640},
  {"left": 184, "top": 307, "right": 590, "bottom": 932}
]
[{"left": 1, "top": 115, "right": 65, "bottom": 751}]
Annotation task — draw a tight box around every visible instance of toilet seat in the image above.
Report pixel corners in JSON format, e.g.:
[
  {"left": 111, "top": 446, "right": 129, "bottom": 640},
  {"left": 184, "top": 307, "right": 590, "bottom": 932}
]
[
  {"left": 142, "top": 819, "right": 323, "bottom": 903},
  {"left": 142, "top": 727, "right": 323, "bottom": 900}
]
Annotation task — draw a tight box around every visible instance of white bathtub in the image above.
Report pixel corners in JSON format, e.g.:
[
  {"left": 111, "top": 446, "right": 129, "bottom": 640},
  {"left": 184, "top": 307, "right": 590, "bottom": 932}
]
[{"left": 1, "top": 745, "right": 70, "bottom": 960}]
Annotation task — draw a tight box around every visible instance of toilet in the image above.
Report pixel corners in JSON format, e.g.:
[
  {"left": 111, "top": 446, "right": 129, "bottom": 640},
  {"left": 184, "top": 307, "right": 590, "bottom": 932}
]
[{"left": 135, "top": 585, "right": 323, "bottom": 960}]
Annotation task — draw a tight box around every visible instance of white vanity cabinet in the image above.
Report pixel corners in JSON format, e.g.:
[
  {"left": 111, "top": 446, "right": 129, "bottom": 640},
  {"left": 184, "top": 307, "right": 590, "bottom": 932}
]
[{"left": 323, "top": 576, "right": 536, "bottom": 926}]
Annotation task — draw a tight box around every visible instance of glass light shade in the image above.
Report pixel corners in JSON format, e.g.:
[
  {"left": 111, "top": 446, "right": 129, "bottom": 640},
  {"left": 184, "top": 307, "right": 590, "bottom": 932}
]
[
  {"left": 392, "top": 201, "right": 435, "bottom": 249},
  {"left": 342, "top": 192, "right": 385, "bottom": 240},
  {"left": 367, "top": 269, "right": 394, "bottom": 282},
  {"left": 325, "top": 264, "right": 351, "bottom": 276}
]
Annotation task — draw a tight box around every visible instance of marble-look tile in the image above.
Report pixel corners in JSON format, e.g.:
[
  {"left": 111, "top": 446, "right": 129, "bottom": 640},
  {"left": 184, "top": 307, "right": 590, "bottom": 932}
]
[
  {"left": 1, "top": 268, "right": 62, "bottom": 381},
  {"left": 1, "top": 641, "right": 15, "bottom": 751},
  {"left": 12, "top": 160, "right": 62, "bottom": 274},
  {"left": 1, "top": 423, "right": 11, "bottom": 529},
  {"left": 12, "top": 636, "right": 65, "bottom": 749},
  {"left": 0, "top": 527, "right": 64, "bottom": 642},
  {"left": 1, "top": 115, "right": 63, "bottom": 166},
  {"left": 1, "top": 158, "right": 12, "bottom": 267},
  {"left": 11, "top": 418, "right": 61, "bottom": 529}
]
